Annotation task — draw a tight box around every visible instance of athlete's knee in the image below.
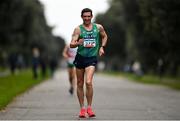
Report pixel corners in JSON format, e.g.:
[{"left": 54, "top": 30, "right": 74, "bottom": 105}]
[
  {"left": 86, "top": 80, "right": 92, "bottom": 87},
  {"left": 77, "top": 80, "right": 84, "bottom": 88}
]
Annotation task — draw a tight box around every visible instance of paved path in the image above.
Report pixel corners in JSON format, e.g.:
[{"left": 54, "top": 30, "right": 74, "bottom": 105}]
[{"left": 0, "top": 69, "right": 180, "bottom": 120}]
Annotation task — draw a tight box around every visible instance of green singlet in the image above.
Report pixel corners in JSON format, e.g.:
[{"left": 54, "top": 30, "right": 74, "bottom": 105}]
[{"left": 77, "top": 23, "right": 100, "bottom": 57}]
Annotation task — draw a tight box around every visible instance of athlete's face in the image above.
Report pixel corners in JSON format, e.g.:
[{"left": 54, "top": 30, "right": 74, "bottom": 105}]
[{"left": 81, "top": 12, "right": 93, "bottom": 25}]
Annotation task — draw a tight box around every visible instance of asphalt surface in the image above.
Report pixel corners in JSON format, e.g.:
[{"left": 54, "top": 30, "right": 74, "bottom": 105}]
[{"left": 0, "top": 69, "right": 180, "bottom": 120}]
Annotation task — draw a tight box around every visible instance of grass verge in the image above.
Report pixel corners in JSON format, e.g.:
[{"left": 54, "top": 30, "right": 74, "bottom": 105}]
[
  {"left": 0, "top": 69, "right": 47, "bottom": 110},
  {"left": 101, "top": 71, "right": 180, "bottom": 90}
]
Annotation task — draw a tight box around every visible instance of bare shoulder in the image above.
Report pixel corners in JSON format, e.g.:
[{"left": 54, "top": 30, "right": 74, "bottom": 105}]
[
  {"left": 74, "top": 25, "right": 81, "bottom": 33},
  {"left": 95, "top": 23, "right": 104, "bottom": 32},
  {"left": 71, "top": 25, "right": 81, "bottom": 41},
  {"left": 65, "top": 44, "right": 69, "bottom": 48},
  {"left": 96, "top": 23, "right": 103, "bottom": 28}
]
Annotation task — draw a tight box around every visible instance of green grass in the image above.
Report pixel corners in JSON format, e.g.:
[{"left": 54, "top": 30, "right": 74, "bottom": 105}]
[
  {"left": 0, "top": 67, "right": 6, "bottom": 72},
  {"left": 101, "top": 71, "right": 180, "bottom": 90},
  {"left": 0, "top": 69, "right": 47, "bottom": 110}
]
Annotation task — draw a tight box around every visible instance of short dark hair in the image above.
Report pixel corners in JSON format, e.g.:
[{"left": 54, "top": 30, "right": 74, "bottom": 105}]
[{"left": 81, "top": 8, "right": 93, "bottom": 16}]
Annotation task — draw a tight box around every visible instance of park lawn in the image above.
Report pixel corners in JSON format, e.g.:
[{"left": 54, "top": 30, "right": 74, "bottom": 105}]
[
  {"left": 101, "top": 71, "right": 180, "bottom": 90},
  {"left": 0, "top": 69, "right": 47, "bottom": 110},
  {"left": 0, "top": 67, "right": 6, "bottom": 72}
]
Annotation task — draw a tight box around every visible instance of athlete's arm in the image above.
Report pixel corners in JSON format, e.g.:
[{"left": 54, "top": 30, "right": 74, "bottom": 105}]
[
  {"left": 62, "top": 45, "right": 69, "bottom": 59},
  {"left": 97, "top": 24, "right": 108, "bottom": 56},
  {"left": 98, "top": 24, "right": 108, "bottom": 47},
  {"left": 70, "top": 27, "right": 83, "bottom": 48}
]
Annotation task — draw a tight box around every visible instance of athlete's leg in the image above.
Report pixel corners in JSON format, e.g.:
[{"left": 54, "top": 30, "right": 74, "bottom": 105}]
[
  {"left": 68, "top": 67, "right": 76, "bottom": 86},
  {"left": 72, "top": 67, "right": 76, "bottom": 89},
  {"left": 68, "top": 67, "right": 75, "bottom": 94},
  {"left": 85, "top": 66, "right": 95, "bottom": 106},
  {"left": 76, "top": 68, "right": 85, "bottom": 108},
  {"left": 68, "top": 68, "right": 73, "bottom": 87}
]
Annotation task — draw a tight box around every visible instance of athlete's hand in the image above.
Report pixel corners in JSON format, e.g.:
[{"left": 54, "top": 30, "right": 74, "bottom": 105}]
[
  {"left": 77, "top": 39, "right": 84, "bottom": 45},
  {"left": 99, "top": 47, "right": 105, "bottom": 56}
]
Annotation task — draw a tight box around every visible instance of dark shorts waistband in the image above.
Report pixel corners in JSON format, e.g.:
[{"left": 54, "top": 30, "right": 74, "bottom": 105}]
[{"left": 73, "top": 53, "right": 97, "bottom": 69}]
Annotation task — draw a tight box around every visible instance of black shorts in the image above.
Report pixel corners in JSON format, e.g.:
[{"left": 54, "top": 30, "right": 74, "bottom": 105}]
[{"left": 73, "top": 53, "right": 97, "bottom": 69}]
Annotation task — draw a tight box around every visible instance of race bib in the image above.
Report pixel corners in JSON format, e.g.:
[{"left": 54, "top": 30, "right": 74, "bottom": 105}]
[{"left": 83, "top": 40, "right": 96, "bottom": 48}]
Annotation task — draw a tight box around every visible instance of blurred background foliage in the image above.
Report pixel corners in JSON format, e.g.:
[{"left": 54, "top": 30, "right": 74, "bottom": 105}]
[
  {"left": 0, "top": 0, "right": 179, "bottom": 77},
  {"left": 0, "top": 0, "right": 65, "bottom": 70},
  {"left": 95, "top": 0, "right": 180, "bottom": 76}
]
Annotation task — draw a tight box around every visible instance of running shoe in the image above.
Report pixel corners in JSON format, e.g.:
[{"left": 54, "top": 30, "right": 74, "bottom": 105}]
[
  {"left": 79, "top": 108, "right": 86, "bottom": 118},
  {"left": 69, "top": 87, "right": 73, "bottom": 95},
  {"left": 87, "top": 106, "right": 96, "bottom": 117}
]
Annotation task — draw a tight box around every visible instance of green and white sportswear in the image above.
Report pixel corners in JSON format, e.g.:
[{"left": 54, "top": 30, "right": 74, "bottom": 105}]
[{"left": 77, "top": 23, "right": 100, "bottom": 57}]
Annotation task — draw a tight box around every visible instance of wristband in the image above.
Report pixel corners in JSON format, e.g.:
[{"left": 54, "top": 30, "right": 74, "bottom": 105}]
[{"left": 101, "top": 46, "right": 105, "bottom": 49}]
